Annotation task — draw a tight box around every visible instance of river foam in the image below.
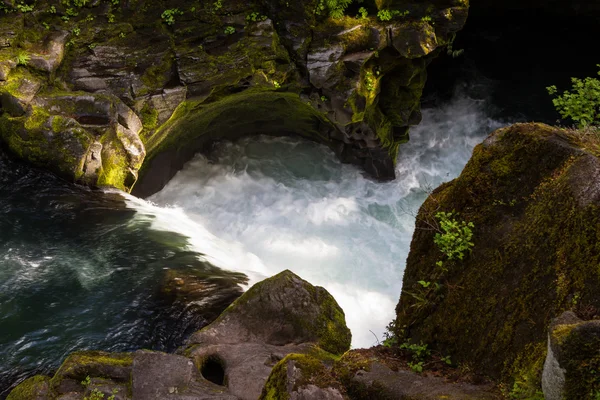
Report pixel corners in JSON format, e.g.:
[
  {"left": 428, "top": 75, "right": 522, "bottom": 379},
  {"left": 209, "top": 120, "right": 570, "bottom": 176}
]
[{"left": 122, "top": 92, "right": 504, "bottom": 348}]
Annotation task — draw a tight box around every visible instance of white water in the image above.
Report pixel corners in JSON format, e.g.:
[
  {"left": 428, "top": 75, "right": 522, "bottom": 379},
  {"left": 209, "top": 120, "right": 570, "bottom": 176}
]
[{"left": 123, "top": 93, "right": 504, "bottom": 348}]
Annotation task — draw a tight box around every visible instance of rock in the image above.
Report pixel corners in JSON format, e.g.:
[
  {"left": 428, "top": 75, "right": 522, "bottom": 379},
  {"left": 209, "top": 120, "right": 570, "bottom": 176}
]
[
  {"left": 28, "top": 31, "right": 69, "bottom": 73},
  {"left": 132, "top": 351, "right": 197, "bottom": 399},
  {"left": 188, "top": 270, "right": 351, "bottom": 355},
  {"left": 262, "top": 348, "right": 502, "bottom": 400},
  {"left": 6, "top": 376, "right": 51, "bottom": 400},
  {"left": 183, "top": 270, "right": 351, "bottom": 399},
  {"left": 0, "top": 0, "right": 468, "bottom": 195},
  {"left": 542, "top": 311, "right": 600, "bottom": 400},
  {"left": 7, "top": 271, "right": 352, "bottom": 400},
  {"left": 260, "top": 353, "right": 348, "bottom": 400},
  {"left": 391, "top": 22, "right": 438, "bottom": 58},
  {"left": 394, "top": 123, "right": 600, "bottom": 388}
]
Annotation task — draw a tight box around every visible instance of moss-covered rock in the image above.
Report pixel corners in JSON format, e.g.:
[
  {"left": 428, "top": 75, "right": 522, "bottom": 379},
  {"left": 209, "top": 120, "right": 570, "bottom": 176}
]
[
  {"left": 6, "top": 375, "right": 50, "bottom": 400},
  {"left": 395, "top": 123, "right": 600, "bottom": 392},
  {"left": 0, "top": 0, "right": 468, "bottom": 195},
  {"left": 543, "top": 311, "right": 600, "bottom": 400},
  {"left": 188, "top": 269, "right": 352, "bottom": 355},
  {"left": 260, "top": 352, "right": 348, "bottom": 400}
]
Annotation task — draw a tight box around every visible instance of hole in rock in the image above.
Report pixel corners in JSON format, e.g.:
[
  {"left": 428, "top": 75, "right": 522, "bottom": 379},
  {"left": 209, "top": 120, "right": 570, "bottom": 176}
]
[{"left": 201, "top": 356, "right": 225, "bottom": 386}]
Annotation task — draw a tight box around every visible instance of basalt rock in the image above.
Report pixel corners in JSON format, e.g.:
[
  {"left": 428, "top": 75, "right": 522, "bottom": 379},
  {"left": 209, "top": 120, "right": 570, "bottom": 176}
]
[
  {"left": 394, "top": 123, "right": 600, "bottom": 392},
  {"left": 0, "top": 0, "right": 468, "bottom": 195},
  {"left": 542, "top": 311, "right": 600, "bottom": 400},
  {"left": 7, "top": 270, "right": 351, "bottom": 400}
]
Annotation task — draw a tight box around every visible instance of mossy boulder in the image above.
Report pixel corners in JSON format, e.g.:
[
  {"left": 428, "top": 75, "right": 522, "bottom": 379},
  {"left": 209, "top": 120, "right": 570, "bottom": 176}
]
[
  {"left": 6, "top": 376, "right": 50, "bottom": 400},
  {"left": 188, "top": 269, "right": 351, "bottom": 355},
  {"left": 260, "top": 352, "right": 348, "bottom": 400},
  {"left": 395, "top": 123, "right": 600, "bottom": 392}
]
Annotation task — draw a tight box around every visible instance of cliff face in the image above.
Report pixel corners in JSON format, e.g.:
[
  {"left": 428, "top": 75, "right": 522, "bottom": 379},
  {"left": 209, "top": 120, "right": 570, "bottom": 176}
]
[
  {"left": 394, "top": 123, "right": 600, "bottom": 396},
  {"left": 0, "top": 0, "right": 468, "bottom": 195}
]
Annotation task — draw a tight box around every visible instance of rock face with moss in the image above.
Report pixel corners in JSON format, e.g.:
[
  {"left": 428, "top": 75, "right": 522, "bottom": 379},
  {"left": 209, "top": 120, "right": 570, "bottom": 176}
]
[
  {"left": 260, "top": 347, "right": 502, "bottom": 399},
  {"left": 7, "top": 270, "right": 351, "bottom": 400},
  {"left": 394, "top": 123, "right": 600, "bottom": 395},
  {"left": 0, "top": 0, "right": 468, "bottom": 195},
  {"left": 543, "top": 311, "right": 600, "bottom": 399},
  {"left": 181, "top": 269, "right": 351, "bottom": 399}
]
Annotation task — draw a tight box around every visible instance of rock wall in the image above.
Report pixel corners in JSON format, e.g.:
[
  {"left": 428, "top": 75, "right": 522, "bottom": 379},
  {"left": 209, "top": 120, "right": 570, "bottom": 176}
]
[
  {"left": 0, "top": 0, "right": 468, "bottom": 194},
  {"left": 394, "top": 123, "right": 600, "bottom": 395}
]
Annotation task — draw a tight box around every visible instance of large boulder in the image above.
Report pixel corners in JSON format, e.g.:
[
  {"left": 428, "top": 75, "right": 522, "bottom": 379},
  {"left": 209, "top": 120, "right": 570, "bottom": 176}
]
[
  {"left": 182, "top": 270, "right": 352, "bottom": 400},
  {"left": 394, "top": 123, "right": 600, "bottom": 392}
]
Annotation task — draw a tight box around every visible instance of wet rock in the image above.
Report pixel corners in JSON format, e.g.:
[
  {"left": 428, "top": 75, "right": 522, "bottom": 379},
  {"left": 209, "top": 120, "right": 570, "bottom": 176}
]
[{"left": 543, "top": 311, "right": 600, "bottom": 400}]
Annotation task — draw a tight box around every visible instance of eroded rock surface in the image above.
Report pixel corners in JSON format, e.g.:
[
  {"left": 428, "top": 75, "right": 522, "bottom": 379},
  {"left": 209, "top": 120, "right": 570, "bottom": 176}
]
[
  {"left": 7, "top": 270, "right": 351, "bottom": 400},
  {"left": 0, "top": 0, "right": 468, "bottom": 195}
]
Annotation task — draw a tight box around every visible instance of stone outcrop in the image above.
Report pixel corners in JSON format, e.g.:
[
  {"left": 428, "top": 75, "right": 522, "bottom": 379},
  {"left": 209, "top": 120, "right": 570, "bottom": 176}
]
[
  {"left": 0, "top": 0, "right": 468, "bottom": 195},
  {"left": 260, "top": 347, "right": 502, "bottom": 399},
  {"left": 7, "top": 270, "right": 352, "bottom": 400},
  {"left": 542, "top": 311, "right": 600, "bottom": 400},
  {"left": 394, "top": 123, "right": 600, "bottom": 394}
]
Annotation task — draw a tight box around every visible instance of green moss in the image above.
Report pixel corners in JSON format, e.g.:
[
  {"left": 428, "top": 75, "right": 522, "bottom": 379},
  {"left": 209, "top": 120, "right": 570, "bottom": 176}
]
[
  {"left": 139, "top": 90, "right": 335, "bottom": 183},
  {"left": 6, "top": 375, "right": 50, "bottom": 400},
  {"left": 395, "top": 123, "right": 600, "bottom": 386},
  {"left": 96, "top": 132, "right": 133, "bottom": 191},
  {"left": 561, "top": 323, "right": 600, "bottom": 399},
  {"left": 50, "top": 350, "right": 134, "bottom": 389},
  {"left": 260, "top": 351, "right": 342, "bottom": 400},
  {"left": 140, "top": 102, "right": 159, "bottom": 131},
  {"left": 315, "top": 292, "right": 352, "bottom": 355}
]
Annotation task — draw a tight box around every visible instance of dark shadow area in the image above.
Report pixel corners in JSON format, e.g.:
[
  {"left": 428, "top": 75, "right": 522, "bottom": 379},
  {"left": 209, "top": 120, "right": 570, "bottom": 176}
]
[
  {"left": 423, "top": 10, "right": 600, "bottom": 123},
  {"left": 201, "top": 356, "right": 226, "bottom": 386}
]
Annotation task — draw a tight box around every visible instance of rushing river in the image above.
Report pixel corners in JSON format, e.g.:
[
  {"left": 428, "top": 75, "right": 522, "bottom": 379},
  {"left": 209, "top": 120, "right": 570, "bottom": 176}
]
[{"left": 0, "top": 90, "right": 503, "bottom": 397}]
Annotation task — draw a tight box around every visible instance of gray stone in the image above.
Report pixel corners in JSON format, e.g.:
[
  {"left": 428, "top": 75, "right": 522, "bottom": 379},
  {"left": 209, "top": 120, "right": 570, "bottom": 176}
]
[
  {"left": 28, "top": 31, "right": 69, "bottom": 73},
  {"left": 132, "top": 351, "right": 195, "bottom": 400}
]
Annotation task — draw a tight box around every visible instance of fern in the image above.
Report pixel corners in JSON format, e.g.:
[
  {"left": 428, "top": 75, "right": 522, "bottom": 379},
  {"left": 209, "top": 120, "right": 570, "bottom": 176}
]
[{"left": 321, "top": 0, "right": 353, "bottom": 19}]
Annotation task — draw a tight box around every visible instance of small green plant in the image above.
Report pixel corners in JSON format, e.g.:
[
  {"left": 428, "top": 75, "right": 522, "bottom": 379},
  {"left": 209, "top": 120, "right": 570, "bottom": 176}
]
[
  {"left": 316, "top": 0, "right": 353, "bottom": 19},
  {"left": 417, "top": 280, "right": 431, "bottom": 288},
  {"left": 161, "top": 8, "right": 183, "bottom": 26},
  {"left": 377, "top": 9, "right": 409, "bottom": 21},
  {"left": 547, "top": 65, "right": 600, "bottom": 128},
  {"left": 246, "top": 12, "right": 267, "bottom": 22},
  {"left": 107, "top": 13, "right": 115, "bottom": 23},
  {"left": 213, "top": 0, "right": 223, "bottom": 11},
  {"left": 84, "top": 388, "right": 105, "bottom": 400},
  {"left": 357, "top": 6, "right": 368, "bottom": 19},
  {"left": 118, "top": 32, "right": 126, "bottom": 38},
  {"left": 42, "top": 22, "right": 50, "bottom": 30},
  {"left": 272, "top": 80, "right": 281, "bottom": 89},
  {"left": 72, "top": 27, "right": 81, "bottom": 36},
  {"left": 421, "top": 15, "right": 432, "bottom": 22},
  {"left": 49, "top": 5, "right": 57, "bottom": 13},
  {"left": 408, "top": 361, "right": 424, "bottom": 373},
  {"left": 224, "top": 26, "right": 235, "bottom": 35},
  {"left": 15, "top": 2, "right": 34, "bottom": 12},
  {"left": 433, "top": 211, "right": 474, "bottom": 260},
  {"left": 81, "top": 376, "right": 91, "bottom": 387},
  {"left": 15, "top": 50, "right": 30, "bottom": 66},
  {"left": 320, "top": 95, "right": 328, "bottom": 102},
  {"left": 441, "top": 355, "right": 452, "bottom": 365}
]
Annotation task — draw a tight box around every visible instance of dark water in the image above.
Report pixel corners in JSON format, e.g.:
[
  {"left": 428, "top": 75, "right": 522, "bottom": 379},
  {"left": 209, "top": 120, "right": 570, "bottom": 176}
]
[{"left": 0, "top": 149, "right": 246, "bottom": 398}]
